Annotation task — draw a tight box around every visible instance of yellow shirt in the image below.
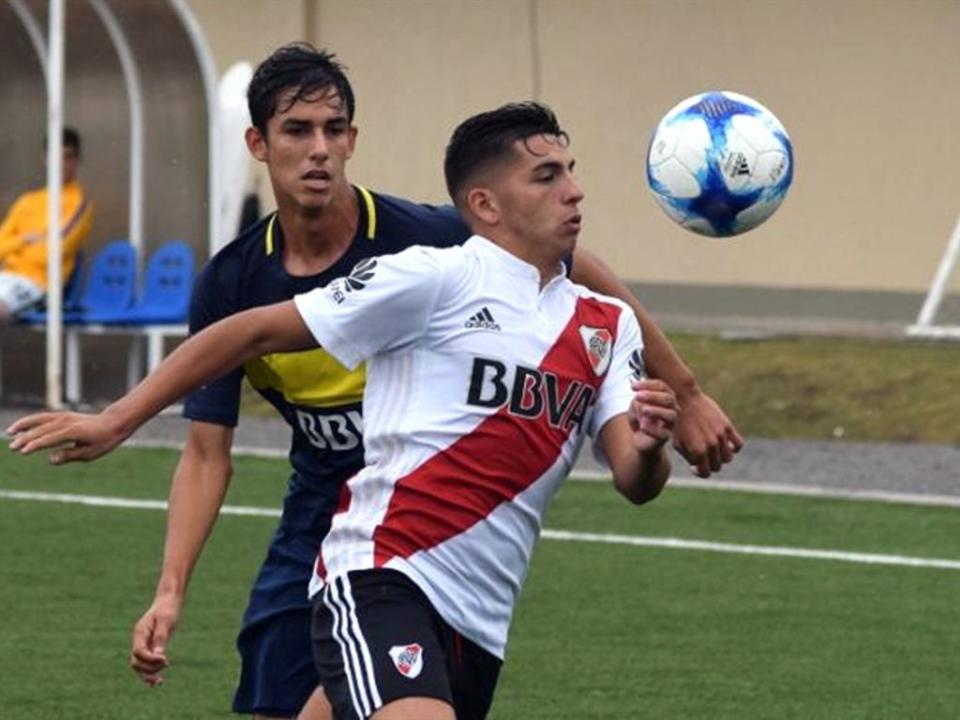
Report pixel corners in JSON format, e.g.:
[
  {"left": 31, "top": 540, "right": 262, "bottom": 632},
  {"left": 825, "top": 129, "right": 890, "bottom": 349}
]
[{"left": 0, "top": 181, "right": 94, "bottom": 289}]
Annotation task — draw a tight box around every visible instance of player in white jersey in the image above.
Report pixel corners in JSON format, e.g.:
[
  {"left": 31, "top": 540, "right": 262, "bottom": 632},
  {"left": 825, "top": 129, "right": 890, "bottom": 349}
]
[
  {"left": 9, "top": 103, "right": 678, "bottom": 719},
  {"left": 300, "top": 103, "right": 677, "bottom": 720}
]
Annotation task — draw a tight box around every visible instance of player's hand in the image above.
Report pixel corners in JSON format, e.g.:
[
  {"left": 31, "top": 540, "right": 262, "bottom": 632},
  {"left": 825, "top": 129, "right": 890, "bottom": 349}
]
[
  {"left": 627, "top": 379, "right": 678, "bottom": 453},
  {"left": 6, "top": 410, "right": 129, "bottom": 464},
  {"left": 130, "top": 593, "right": 182, "bottom": 687},
  {"left": 671, "top": 389, "right": 744, "bottom": 478}
]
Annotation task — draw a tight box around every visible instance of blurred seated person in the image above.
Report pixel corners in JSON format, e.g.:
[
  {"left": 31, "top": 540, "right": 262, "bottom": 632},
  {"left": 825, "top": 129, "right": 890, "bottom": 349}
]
[{"left": 0, "top": 127, "right": 93, "bottom": 324}]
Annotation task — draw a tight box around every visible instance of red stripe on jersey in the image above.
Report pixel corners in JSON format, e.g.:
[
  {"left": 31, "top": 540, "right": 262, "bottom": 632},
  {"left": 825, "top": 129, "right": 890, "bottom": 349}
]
[{"left": 371, "top": 297, "right": 623, "bottom": 566}]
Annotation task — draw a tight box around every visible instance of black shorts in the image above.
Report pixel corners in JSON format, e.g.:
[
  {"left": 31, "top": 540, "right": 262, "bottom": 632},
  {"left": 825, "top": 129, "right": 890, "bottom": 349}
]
[{"left": 311, "top": 568, "right": 502, "bottom": 720}]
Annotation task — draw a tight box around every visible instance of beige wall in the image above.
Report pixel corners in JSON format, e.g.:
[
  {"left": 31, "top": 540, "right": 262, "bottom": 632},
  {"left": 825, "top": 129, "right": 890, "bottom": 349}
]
[{"left": 192, "top": 0, "right": 960, "bottom": 293}]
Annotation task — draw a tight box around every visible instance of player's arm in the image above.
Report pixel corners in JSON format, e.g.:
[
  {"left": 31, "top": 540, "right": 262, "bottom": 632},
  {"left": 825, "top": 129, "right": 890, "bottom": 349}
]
[
  {"left": 599, "top": 378, "right": 677, "bottom": 504},
  {"left": 130, "top": 421, "right": 233, "bottom": 686},
  {"left": 7, "top": 300, "right": 313, "bottom": 462},
  {"left": 570, "top": 246, "right": 743, "bottom": 477}
]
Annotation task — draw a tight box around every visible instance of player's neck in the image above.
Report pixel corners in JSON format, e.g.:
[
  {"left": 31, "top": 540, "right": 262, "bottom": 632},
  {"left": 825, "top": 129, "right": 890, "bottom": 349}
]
[
  {"left": 485, "top": 232, "right": 566, "bottom": 289},
  {"left": 275, "top": 184, "right": 359, "bottom": 276}
]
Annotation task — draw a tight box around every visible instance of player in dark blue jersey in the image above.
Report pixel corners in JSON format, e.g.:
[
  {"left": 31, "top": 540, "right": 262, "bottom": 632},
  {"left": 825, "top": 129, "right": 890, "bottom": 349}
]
[
  {"left": 123, "top": 44, "right": 743, "bottom": 720},
  {"left": 181, "top": 191, "right": 470, "bottom": 720}
]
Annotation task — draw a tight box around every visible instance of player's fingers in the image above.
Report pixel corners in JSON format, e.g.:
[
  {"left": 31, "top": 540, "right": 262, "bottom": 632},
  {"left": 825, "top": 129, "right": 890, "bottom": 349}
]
[
  {"left": 141, "top": 673, "right": 165, "bottom": 688},
  {"left": 131, "top": 617, "right": 165, "bottom": 663},
  {"left": 10, "top": 426, "right": 78, "bottom": 455},
  {"left": 727, "top": 426, "right": 745, "bottom": 453},
  {"left": 693, "top": 461, "right": 712, "bottom": 478},
  {"left": 49, "top": 444, "right": 105, "bottom": 465},
  {"left": 5, "top": 412, "right": 59, "bottom": 436},
  {"left": 131, "top": 657, "right": 166, "bottom": 687},
  {"left": 638, "top": 417, "right": 672, "bottom": 441},
  {"left": 634, "top": 390, "right": 678, "bottom": 410},
  {"left": 131, "top": 653, "right": 167, "bottom": 673},
  {"left": 707, "top": 442, "right": 723, "bottom": 473},
  {"left": 150, "top": 618, "right": 174, "bottom": 658},
  {"left": 711, "top": 427, "right": 737, "bottom": 464},
  {"left": 640, "top": 404, "right": 678, "bottom": 424}
]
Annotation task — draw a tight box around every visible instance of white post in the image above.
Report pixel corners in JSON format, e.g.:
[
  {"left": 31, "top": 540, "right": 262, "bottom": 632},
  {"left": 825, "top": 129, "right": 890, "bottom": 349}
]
[
  {"left": 168, "top": 0, "right": 222, "bottom": 254},
  {"left": 45, "top": 0, "right": 65, "bottom": 409},
  {"left": 8, "top": 0, "right": 48, "bottom": 80},
  {"left": 89, "top": 0, "right": 144, "bottom": 259},
  {"left": 912, "top": 212, "right": 960, "bottom": 328}
]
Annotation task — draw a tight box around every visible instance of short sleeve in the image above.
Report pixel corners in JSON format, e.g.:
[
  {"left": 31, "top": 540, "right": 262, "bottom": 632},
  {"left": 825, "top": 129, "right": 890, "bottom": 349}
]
[
  {"left": 182, "top": 264, "right": 244, "bottom": 427},
  {"left": 294, "top": 245, "right": 447, "bottom": 370}
]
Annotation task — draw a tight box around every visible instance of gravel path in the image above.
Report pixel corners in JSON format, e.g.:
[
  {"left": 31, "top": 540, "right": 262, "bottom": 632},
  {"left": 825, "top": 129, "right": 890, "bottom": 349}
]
[{"left": 3, "top": 408, "right": 956, "bottom": 499}]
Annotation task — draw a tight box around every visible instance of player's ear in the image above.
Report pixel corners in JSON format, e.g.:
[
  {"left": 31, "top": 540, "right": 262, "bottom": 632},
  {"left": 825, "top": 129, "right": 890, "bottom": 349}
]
[
  {"left": 346, "top": 125, "right": 358, "bottom": 159},
  {"left": 245, "top": 126, "right": 268, "bottom": 162},
  {"left": 466, "top": 187, "right": 499, "bottom": 226}
]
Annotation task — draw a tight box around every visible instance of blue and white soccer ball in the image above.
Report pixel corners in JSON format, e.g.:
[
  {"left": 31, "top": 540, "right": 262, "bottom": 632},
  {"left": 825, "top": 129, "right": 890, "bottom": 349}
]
[{"left": 646, "top": 91, "right": 793, "bottom": 237}]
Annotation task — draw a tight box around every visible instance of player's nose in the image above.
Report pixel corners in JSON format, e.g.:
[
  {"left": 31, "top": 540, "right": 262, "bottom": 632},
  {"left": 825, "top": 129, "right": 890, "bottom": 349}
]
[
  {"left": 308, "top": 128, "right": 329, "bottom": 159},
  {"left": 565, "top": 176, "right": 585, "bottom": 204}
]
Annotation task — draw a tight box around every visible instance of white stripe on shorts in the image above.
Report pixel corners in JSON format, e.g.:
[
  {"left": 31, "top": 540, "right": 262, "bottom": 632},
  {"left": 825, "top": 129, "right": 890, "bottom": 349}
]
[
  {"left": 341, "top": 575, "right": 384, "bottom": 710},
  {"left": 323, "top": 576, "right": 384, "bottom": 718},
  {"left": 323, "top": 580, "right": 368, "bottom": 718}
]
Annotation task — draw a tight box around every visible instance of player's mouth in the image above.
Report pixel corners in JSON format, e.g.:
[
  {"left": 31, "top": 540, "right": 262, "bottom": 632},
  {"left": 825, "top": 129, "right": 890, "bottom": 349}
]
[
  {"left": 564, "top": 214, "right": 582, "bottom": 232},
  {"left": 302, "top": 169, "right": 332, "bottom": 190}
]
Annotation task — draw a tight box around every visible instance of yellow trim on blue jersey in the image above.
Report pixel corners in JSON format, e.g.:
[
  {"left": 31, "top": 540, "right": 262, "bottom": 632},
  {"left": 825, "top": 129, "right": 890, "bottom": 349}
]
[
  {"left": 244, "top": 348, "right": 366, "bottom": 408},
  {"left": 264, "top": 213, "right": 277, "bottom": 255},
  {"left": 356, "top": 185, "right": 376, "bottom": 239}
]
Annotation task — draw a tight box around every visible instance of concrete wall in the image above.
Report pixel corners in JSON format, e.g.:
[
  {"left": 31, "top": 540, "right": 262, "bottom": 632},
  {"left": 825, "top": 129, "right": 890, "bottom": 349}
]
[{"left": 193, "top": 0, "right": 960, "bottom": 294}]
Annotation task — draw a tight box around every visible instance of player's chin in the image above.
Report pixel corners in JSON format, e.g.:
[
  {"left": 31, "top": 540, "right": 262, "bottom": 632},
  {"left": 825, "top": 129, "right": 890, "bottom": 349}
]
[{"left": 556, "top": 228, "right": 580, "bottom": 254}]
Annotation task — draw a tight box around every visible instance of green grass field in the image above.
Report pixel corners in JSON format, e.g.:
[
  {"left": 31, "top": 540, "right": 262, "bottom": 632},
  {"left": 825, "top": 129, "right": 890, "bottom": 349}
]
[{"left": 2, "top": 448, "right": 959, "bottom": 719}]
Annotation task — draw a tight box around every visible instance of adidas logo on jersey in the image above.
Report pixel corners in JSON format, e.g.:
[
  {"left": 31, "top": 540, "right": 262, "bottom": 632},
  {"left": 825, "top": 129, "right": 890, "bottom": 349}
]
[{"left": 465, "top": 307, "right": 501, "bottom": 331}]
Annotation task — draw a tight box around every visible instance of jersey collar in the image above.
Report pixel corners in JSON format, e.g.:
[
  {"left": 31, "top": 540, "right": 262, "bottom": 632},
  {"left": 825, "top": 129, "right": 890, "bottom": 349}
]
[
  {"left": 467, "top": 235, "right": 565, "bottom": 285},
  {"left": 264, "top": 185, "right": 377, "bottom": 256}
]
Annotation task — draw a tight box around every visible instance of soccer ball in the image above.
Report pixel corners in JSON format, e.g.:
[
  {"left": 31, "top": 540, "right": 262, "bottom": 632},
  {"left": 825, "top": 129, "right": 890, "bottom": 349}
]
[{"left": 646, "top": 91, "right": 793, "bottom": 237}]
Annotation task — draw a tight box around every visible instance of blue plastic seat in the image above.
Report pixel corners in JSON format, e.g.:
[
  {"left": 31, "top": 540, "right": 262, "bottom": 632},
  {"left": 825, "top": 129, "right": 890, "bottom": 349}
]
[
  {"left": 94, "top": 240, "right": 194, "bottom": 325},
  {"left": 17, "top": 249, "right": 87, "bottom": 323},
  {"left": 61, "top": 240, "right": 137, "bottom": 323}
]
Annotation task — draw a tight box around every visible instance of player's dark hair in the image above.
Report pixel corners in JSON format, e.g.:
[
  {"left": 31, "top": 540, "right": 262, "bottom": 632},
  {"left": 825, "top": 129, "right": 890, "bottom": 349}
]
[
  {"left": 45, "top": 127, "right": 81, "bottom": 155},
  {"left": 248, "top": 42, "right": 355, "bottom": 134},
  {"left": 63, "top": 127, "right": 81, "bottom": 155},
  {"left": 444, "top": 101, "right": 568, "bottom": 209}
]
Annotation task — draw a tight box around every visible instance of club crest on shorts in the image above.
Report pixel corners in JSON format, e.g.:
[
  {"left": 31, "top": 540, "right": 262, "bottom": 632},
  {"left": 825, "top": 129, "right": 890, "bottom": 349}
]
[
  {"left": 579, "top": 326, "right": 613, "bottom": 375},
  {"left": 388, "top": 643, "right": 424, "bottom": 679}
]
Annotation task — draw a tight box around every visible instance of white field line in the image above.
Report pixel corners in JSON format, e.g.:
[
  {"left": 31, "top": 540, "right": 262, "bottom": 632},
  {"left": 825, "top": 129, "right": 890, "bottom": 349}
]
[
  {"left": 125, "top": 439, "right": 960, "bottom": 509},
  {"left": 2, "top": 489, "right": 959, "bottom": 571}
]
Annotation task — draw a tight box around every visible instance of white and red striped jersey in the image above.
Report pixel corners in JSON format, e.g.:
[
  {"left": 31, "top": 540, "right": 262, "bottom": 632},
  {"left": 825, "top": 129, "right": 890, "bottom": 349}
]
[{"left": 294, "top": 235, "right": 644, "bottom": 658}]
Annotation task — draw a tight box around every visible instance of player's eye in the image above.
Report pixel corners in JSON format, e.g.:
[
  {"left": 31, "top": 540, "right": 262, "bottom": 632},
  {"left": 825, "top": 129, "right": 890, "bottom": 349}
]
[{"left": 284, "top": 123, "right": 310, "bottom": 136}]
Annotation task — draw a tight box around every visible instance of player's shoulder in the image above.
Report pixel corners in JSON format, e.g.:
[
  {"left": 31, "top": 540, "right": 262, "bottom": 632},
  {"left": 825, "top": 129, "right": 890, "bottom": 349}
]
[
  {"left": 377, "top": 237, "right": 468, "bottom": 272},
  {"left": 197, "top": 214, "right": 273, "bottom": 282},
  {"left": 365, "top": 188, "right": 470, "bottom": 250},
  {"left": 193, "top": 214, "right": 275, "bottom": 301},
  {"left": 565, "top": 279, "right": 635, "bottom": 318}
]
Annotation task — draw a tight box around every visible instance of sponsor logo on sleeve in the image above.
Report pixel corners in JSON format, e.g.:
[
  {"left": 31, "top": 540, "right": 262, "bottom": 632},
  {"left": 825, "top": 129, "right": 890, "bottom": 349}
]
[
  {"left": 628, "top": 348, "right": 645, "bottom": 380},
  {"left": 388, "top": 643, "right": 424, "bottom": 679},
  {"left": 327, "top": 259, "right": 378, "bottom": 305}
]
